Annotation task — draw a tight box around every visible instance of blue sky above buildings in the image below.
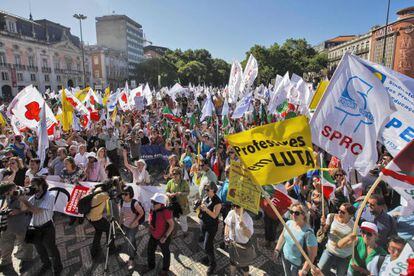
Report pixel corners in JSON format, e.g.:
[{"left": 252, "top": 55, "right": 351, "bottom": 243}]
[{"left": 1, "top": 0, "right": 413, "bottom": 61}]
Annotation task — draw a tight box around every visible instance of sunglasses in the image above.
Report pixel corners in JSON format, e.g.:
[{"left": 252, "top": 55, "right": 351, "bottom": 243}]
[
  {"left": 335, "top": 174, "right": 344, "bottom": 178},
  {"left": 204, "top": 189, "right": 211, "bottom": 192},
  {"left": 361, "top": 230, "right": 373, "bottom": 237},
  {"left": 338, "top": 209, "right": 347, "bottom": 215},
  {"left": 173, "top": 173, "right": 180, "bottom": 176},
  {"left": 290, "top": 210, "right": 302, "bottom": 216}
]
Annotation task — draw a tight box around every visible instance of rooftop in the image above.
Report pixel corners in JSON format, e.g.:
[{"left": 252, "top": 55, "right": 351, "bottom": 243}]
[
  {"left": 327, "top": 35, "right": 357, "bottom": 43},
  {"left": 95, "top": 14, "right": 142, "bottom": 29}
]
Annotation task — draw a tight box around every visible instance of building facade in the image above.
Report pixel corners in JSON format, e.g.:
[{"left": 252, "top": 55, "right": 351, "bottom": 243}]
[
  {"left": 87, "top": 45, "right": 128, "bottom": 90},
  {"left": 370, "top": 6, "right": 414, "bottom": 78},
  {"left": 327, "top": 32, "right": 372, "bottom": 69},
  {"left": 0, "top": 10, "right": 93, "bottom": 100},
  {"left": 95, "top": 15, "right": 144, "bottom": 77},
  {"left": 313, "top": 35, "right": 357, "bottom": 53},
  {"left": 144, "top": 45, "right": 169, "bottom": 59}
]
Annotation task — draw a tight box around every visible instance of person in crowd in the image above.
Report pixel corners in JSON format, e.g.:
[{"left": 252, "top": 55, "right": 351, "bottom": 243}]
[
  {"left": 317, "top": 203, "right": 356, "bottom": 276},
  {"left": 96, "top": 147, "right": 110, "bottom": 181},
  {"left": 331, "top": 169, "right": 354, "bottom": 212},
  {"left": 86, "top": 179, "right": 115, "bottom": 259},
  {"left": 25, "top": 158, "right": 48, "bottom": 184},
  {"left": 48, "top": 147, "right": 67, "bottom": 176},
  {"left": 98, "top": 127, "right": 120, "bottom": 167},
  {"left": 61, "top": 156, "right": 85, "bottom": 184},
  {"left": 274, "top": 203, "right": 318, "bottom": 276},
  {"left": 199, "top": 159, "right": 218, "bottom": 198},
  {"left": 74, "top": 144, "right": 88, "bottom": 169},
  {"left": 146, "top": 193, "right": 174, "bottom": 276},
  {"left": 18, "top": 177, "right": 63, "bottom": 275},
  {"left": 120, "top": 186, "right": 144, "bottom": 271},
  {"left": 199, "top": 182, "right": 222, "bottom": 275},
  {"left": 8, "top": 135, "right": 31, "bottom": 161},
  {"left": 0, "top": 183, "right": 33, "bottom": 270},
  {"left": 224, "top": 204, "right": 255, "bottom": 276},
  {"left": 84, "top": 152, "right": 103, "bottom": 182},
  {"left": 3, "top": 157, "right": 27, "bottom": 187},
  {"left": 367, "top": 235, "right": 406, "bottom": 275},
  {"left": 149, "top": 129, "right": 163, "bottom": 145},
  {"left": 164, "top": 154, "right": 181, "bottom": 181},
  {"left": 360, "top": 194, "right": 397, "bottom": 249},
  {"left": 68, "top": 144, "right": 78, "bottom": 158},
  {"left": 166, "top": 167, "right": 190, "bottom": 236},
  {"left": 138, "top": 129, "right": 150, "bottom": 145},
  {"left": 105, "top": 163, "right": 120, "bottom": 179},
  {"left": 126, "top": 130, "right": 141, "bottom": 162},
  {"left": 217, "top": 165, "right": 232, "bottom": 248},
  {"left": 122, "top": 149, "right": 150, "bottom": 185},
  {"left": 307, "top": 189, "right": 328, "bottom": 234},
  {"left": 180, "top": 145, "right": 196, "bottom": 175},
  {"left": 337, "top": 221, "right": 386, "bottom": 276}
]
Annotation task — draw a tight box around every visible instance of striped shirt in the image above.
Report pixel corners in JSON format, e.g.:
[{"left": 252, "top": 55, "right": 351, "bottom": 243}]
[{"left": 28, "top": 191, "right": 55, "bottom": 227}]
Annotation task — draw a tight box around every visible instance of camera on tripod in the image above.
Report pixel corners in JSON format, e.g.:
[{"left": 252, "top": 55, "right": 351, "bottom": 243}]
[
  {"left": 12, "top": 186, "right": 37, "bottom": 197},
  {"left": 95, "top": 177, "right": 124, "bottom": 201}
]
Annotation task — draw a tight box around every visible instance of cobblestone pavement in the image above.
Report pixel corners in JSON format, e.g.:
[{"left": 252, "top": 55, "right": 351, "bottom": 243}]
[{"left": 2, "top": 210, "right": 284, "bottom": 276}]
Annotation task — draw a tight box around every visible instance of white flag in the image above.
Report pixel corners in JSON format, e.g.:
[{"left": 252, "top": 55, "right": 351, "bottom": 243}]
[
  {"left": 268, "top": 72, "right": 290, "bottom": 114},
  {"left": 143, "top": 83, "right": 153, "bottom": 106},
  {"left": 228, "top": 61, "right": 243, "bottom": 104},
  {"left": 232, "top": 92, "right": 252, "bottom": 119},
  {"left": 310, "top": 53, "right": 394, "bottom": 176},
  {"left": 200, "top": 96, "right": 215, "bottom": 122},
  {"left": 37, "top": 102, "right": 49, "bottom": 167},
  {"left": 221, "top": 97, "right": 229, "bottom": 117},
  {"left": 239, "top": 54, "right": 258, "bottom": 99}
]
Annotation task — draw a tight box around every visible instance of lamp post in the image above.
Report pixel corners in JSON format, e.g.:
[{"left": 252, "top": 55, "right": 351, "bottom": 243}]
[
  {"left": 382, "top": 0, "right": 391, "bottom": 66},
  {"left": 73, "top": 14, "right": 87, "bottom": 88}
]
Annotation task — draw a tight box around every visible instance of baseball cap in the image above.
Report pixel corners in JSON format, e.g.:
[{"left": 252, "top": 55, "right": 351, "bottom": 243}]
[
  {"left": 360, "top": 221, "right": 378, "bottom": 234},
  {"left": 150, "top": 193, "right": 167, "bottom": 205}
]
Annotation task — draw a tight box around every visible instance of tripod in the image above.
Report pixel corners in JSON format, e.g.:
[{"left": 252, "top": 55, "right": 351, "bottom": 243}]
[{"left": 104, "top": 198, "right": 137, "bottom": 275}]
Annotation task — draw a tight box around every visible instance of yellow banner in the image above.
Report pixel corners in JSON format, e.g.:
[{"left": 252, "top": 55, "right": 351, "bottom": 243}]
[
  {"left": 309, "top": 80, "right": 329, "bottom": 110},
  {"left": 226, "top": 116, "right": 317, "bottom": 186},
  {"left": 227, "top": 161, "right": 261, "bottom": 214}
]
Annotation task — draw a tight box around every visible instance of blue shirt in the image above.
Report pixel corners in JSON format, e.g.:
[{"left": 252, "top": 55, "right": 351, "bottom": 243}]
[
  {"left": 217, "top": 179, "right": 229, "bottom": 203},
  {"left": 282, "top": 220, "right": 317, "bottom": 266}
]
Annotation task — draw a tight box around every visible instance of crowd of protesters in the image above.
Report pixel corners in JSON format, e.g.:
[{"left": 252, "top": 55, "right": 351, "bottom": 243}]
[{"left": 0, "top": 84, "right": 412, "bottom": 276}]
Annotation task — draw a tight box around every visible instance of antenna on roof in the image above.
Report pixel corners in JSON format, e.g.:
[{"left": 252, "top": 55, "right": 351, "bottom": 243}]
[{"left": 28, "top": 0, "right": 33, "bottom": 20}]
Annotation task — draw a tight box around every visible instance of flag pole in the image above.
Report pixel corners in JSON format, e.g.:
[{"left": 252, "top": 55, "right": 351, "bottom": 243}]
[
  {"left": 351, "top": 173, "right": 384, "bottom": 261},
  {"left": 258, "top": 185, "right": 316, "bottom": 270},
  {"left": 319, "top": 154, "right": 325, "bottom": 219}
]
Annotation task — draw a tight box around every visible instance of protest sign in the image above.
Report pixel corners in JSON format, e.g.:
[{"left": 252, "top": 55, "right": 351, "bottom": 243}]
[
  {"left": 227, "top": 161, "right": 261, "bottom": 214},
  {"left": 226, "top": 115, "right": 316, "bottom": 186},
  {"left": 383, "top": 241, "right": 414, "bottom": 276},
  {"left": 65, "top": 185, "right": 90, "bottom": 215},
  {"left": 140, "top": 144, "right": 170, "bottom": 169}
]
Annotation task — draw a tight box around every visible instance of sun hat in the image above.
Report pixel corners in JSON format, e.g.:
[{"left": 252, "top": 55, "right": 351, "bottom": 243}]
[
  {"left": 150, "top": 193, "right": 167, "bottom": 205},
  {"left": 360, "top": 221, "right": 378, "bottom": 234}
]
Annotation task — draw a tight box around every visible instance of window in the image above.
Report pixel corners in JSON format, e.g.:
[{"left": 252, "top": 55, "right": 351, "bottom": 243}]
[
  {"left": 93, "top": 56, "right": 99, "bottom": 65},
  {"left": 45, "top": 74, "right": 49, "bottom": 82},
  {"left": 30, "top": 74, "right": 36, "bottom": 81},
  {"left": 14, "top": 54, "right": 21, "bottom": 65},
  {"left": 0, "top": 53, "right": 6, "bottom": 64},
  {"left": 42, "top": 58, "right": 48, "bottom": 68},
  {"left": 28, "top": 56, "right": 35, "bottom": 67},
  {"left": 7, "top": 21, "right": 16, "bottom": 33},
  {"left": 17, "top": 73, "right": 23, "bottom": 81},
  {"left": 94, "top": 70, "right": 100, "bottom": 78},
  {"left": 1, "top": 72, "right": 9, "bottom": 81},
  {"left": 56, "top": 75, "right": 61, "bottom": 82},
  {"left": 54, "top": 59, "right": 60, "bottom": 69}
]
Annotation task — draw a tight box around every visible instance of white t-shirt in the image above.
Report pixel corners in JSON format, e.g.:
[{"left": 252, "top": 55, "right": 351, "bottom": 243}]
[
  {"left": 25, "top": 168, "right": 49, "bottom": 180},
  {"left": 366, "top": 255, "right": 391, "bottom": 276},
  {"left": 326, "top": 214, "right": 354, "bottom": 258},
  {"left": 74, "top": 153, "right": 87, "bottom": 168},
  {"left": 224, "top": 210, "right": 254, "bottom": 244}
]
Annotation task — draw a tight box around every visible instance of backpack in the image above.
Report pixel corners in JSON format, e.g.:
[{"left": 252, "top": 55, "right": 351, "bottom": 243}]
[
  {"left": 121, "top": 199, "right": 145, "bottom": 225},
  {"left": 77, "top": 190, "right": 103, "bottom": 215}
]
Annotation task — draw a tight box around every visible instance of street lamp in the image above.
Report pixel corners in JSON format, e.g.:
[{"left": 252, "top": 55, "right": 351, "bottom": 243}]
[
  {"left": 73, "top": 13, "right": 87, "bottom": 88},
  {"left": 382, "top": 0, "right": 391, "bottom": 66}
]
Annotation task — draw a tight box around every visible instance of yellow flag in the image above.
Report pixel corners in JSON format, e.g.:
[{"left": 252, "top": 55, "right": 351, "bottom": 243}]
[
  {"left": 103, "top": 87, "right": 110, "bottom": 106},
  {"left": 75, "top": 87, "right": 89, "bottom": 102},
  {"left": 309, "top": 80, "right": 329, "bottom": 110},
  {"left": 111, "top": 106, "right": 117, "bottom": 123},
  {"left": 226, "top": 116, "right": 317, "bottom": 186},
  {"left": 0, "top": 112, "right": 7, "bottom": 127},
  {"left": 61, "top": 88, "right": 73, "bottom": 132}
]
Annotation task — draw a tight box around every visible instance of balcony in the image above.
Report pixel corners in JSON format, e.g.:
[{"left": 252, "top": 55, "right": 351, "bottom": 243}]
[
  {"left": 0, "top": 63, "right": 12, "bottom": 69},
  {"left": 41, "top": 67, "right": 52, "bottom": 73},
  {"left": 14, "top": 64, "right": 26, "bottom": 70},
  {"left": 355, "top": 47, "right": 370, "bottom": 55},
  {"left": 27, "top": 65, "right": 38, "bottom": 72},
  {"left": 54, "top": 68, "right": 65, "bottom": 74}
]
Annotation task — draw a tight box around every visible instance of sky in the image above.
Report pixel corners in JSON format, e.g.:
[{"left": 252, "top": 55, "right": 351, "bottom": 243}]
[{"left": 1, "top": 0, "right": 413, "bottom": 61}]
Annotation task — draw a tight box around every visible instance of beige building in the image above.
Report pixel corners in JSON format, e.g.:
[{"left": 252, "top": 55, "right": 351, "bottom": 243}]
[
  {"left": 327, "top": 32, "right": 372, "bottom": 70},
  {"left": 87, "top": 45, "right": 128, "bottom": 90},
  {"left": 0, "top": 10, "right": 93, "bottom": 99}
]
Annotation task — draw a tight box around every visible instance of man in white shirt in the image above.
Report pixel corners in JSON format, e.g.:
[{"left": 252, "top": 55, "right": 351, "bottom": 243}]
[
  {"left": 25, "top": 158, "right": 48, "bottom": 185},
  {"left": 19, "top": 177, "right": 63, "bottom": 275},
  {"left": 74, "top": 144, "right": 88, "bottom": 168}
]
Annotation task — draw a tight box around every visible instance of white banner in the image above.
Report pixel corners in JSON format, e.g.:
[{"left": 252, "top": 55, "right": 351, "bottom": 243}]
[{"left": 383, "top": 241, "right": 414, "bottom": 276}]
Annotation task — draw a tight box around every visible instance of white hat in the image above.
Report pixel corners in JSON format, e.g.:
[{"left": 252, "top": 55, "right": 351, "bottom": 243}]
[
  {"left": 150, "top": 193, "right": 167, "bottom": 205},
  {"left": 86, "top": 152, "right": 97, "bottom": 159},
  {"left": 360, "top": 221, "right": 378, "bottom": 234}
]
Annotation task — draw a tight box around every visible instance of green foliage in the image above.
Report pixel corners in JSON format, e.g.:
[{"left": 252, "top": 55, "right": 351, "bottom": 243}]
[{"left": 242, "top": 38, "right": 328, "bottom": 85}]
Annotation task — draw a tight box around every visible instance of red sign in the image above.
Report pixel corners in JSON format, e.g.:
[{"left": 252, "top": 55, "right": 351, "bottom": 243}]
[{"left": 65, "top": 185, "right": 91, "bottom": 215}]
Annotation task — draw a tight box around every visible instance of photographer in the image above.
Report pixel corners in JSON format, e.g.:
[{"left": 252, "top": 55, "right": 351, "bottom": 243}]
[
  {"left": 18, "top": 177, "right": 63, "bottom": 275},
  {"left": 0, "top": 182, "right": 33, "bottom": 269},
  {"left": 86, "top": 179, "right": 115, "bottom": 259}
]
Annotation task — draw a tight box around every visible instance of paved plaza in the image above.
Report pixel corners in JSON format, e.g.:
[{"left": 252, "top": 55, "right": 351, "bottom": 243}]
[{"left": 2, "top": 211, "right": 284, "bottom": 276}]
